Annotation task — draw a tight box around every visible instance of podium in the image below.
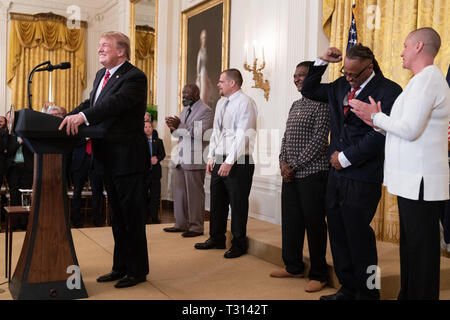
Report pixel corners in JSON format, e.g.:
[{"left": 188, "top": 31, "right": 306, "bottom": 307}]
[{"left": 8, "top": 109, "right": 106, "bottom": 300}]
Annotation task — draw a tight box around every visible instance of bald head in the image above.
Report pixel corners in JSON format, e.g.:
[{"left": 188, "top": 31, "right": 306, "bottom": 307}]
[{"left": 409, "top": 27, "right": 441, "bottom": 57}]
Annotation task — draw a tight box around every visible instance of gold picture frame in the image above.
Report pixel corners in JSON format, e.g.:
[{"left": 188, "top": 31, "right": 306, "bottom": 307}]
[{"left": 179, "top": 0, "right": 230, "bottom": 112}]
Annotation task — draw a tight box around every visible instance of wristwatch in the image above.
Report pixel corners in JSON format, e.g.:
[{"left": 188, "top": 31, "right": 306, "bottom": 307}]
[{"left": 370, "top": 113, "right": 378, "bottom": 121}]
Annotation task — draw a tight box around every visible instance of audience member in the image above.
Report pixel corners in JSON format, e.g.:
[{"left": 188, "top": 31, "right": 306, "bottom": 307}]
[
  {"left": 302, "top": 44, "right": 402, "bottom": 300},
  {"left": 144, "top": 120, "right": 165, "bottom": 224},
  {"left": 270, "top": 61, "right": 330, "bottom": 293},
  {"left": 5, "top": 112, "right": 34, "bottom": 230},
  {"left": 349, "top": 27, "right": 450, "bottom": 300},
  {"left": 164, "top": 84, "right": 213, "bottom": 237},
  {"left": 70, "top": 137, "right": 105, "bottom": 228},
  {"left": 194, "top": 69, "right": 258, "bottom": 259}
]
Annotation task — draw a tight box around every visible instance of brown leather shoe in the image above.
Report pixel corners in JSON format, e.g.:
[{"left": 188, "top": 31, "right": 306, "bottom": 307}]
[
  {"left": 270, "top": 269, "right": 304, "bottom": 278},
  {"left": 305, "top": 280, "right": 327, "bottom": 292}
]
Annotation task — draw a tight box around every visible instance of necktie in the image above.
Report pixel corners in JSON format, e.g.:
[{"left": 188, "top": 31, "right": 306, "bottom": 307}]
[
  {"left": 185, "top": 107, "right": 192, "bottom": 122},
  {"left": 101, "top": 70, "right": 111, "bottom": 90},
  {"left": 218, "top": 99, "right": 229, "bottom": 130},
  {"left": 86, "top": 138, "right": 91, "bottom": 155},
  {"left": 344, "top": 87, "right": 360, "bottom": 116}
]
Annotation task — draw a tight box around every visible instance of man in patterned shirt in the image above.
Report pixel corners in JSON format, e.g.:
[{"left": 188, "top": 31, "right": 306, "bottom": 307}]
[{"left": 270, "top": 61, "right": 330, "bottom": 293}]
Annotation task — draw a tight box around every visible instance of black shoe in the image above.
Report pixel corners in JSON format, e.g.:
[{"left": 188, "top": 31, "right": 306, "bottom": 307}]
[
  {"left": 114, "top": 275, "right": 146, "bottom": 288},
  {"left": 97, "top": 271, "right": 126, "bottom": 283},
  {"left": 182, "top": 231, "right": 204, "bottom": 238},
  {"left": 320, "top": 291, "right": 355, "bottom": 301},
  {"left": 163, "top": 226, "right": 186, "bottom": 232},
  {"left": 194, "top": 238, "right": 226, "bottom": 250},
  {"left": 224, "top": 246, "right": 247, "bottom": 259}
]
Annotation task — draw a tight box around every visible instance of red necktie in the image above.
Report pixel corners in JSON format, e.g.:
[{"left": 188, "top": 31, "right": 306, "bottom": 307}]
[
  {"left": 344, "top": 87, "right": 360, "bottom": 115},
  {"left": 86, "top": 139, "right": 92, "bottom": 155},
  {"left": 101, "top": 70, "right": 110, "bottom": 90}
]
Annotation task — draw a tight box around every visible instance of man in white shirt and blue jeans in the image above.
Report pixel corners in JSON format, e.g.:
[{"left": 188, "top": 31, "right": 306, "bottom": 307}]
[
  {"left": 350, "top": 27, "right": 450, "bottom": 300},
  {"left": 195, "top": 69, "right": 258, "bottom": 259}
]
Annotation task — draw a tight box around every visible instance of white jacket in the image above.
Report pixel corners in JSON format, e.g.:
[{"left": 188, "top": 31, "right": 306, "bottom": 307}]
[{"left": 374, "top": 65, "right": 450, "bottom": 201}]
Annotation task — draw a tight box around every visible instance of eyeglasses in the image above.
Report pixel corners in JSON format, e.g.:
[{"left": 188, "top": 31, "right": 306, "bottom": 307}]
[{"left": 340, "top": 63, "right": 372, "bottom": 79}]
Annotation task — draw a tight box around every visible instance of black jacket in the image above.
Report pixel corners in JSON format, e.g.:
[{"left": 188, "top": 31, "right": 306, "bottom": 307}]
[
  {"left": 148, "top": 135, "right": 165, "bottom": 179},
  {"left": 69, "top": 61, "right": 150, "bottom": 177},
  {"left": 302, "top": 65, "right": 403, "bottom": 183}
]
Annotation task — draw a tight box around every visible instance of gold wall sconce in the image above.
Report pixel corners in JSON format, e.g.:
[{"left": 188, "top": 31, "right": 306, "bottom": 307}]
[{"left": 243, "top": 43, "right": 270, "bottom": 101}]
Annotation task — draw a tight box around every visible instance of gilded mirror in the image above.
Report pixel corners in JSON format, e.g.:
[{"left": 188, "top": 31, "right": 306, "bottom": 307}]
[{"left": 130, "top": 0, "right": 157, "bottom": 107}]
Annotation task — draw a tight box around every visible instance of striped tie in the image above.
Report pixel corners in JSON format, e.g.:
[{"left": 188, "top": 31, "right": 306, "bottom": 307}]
[{"left": 101, "top": 70, "right": 110, "bottom": 90}]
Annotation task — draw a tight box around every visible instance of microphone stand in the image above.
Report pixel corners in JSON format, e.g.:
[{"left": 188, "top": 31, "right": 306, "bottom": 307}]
[{"left": 27, "top": 61, "right": 50, "bottom": 109}]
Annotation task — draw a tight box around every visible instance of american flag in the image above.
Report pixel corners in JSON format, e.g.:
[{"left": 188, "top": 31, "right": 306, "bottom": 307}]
[{"left": 346, "top": 4, "right": 358, "bottom": 51}]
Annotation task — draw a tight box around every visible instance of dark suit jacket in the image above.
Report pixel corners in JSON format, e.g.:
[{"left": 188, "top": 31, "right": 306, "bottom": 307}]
[
  {"left": 302, "top": 65, "right": 403, "bottom": 184},
  {"left": 6, "top": 134, "right": 34, "bottom": 173},
  {"left": 70, "top": 61, "right": 150, "bottom": 176},
  {"left": 148, "top": 136, "right": 166, "bottom": 179},
  {"left": 71, "top": 139, "right": 90, "bottom": 172},
  {"left": 0, "top": 129, "right": 9, "bottom": 175}
]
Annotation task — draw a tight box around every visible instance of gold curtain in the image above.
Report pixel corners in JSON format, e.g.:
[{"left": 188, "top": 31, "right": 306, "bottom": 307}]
[
  {"left": 322, "top": 0, "right": 450, "bottom": 245},
  {"left": 7, "top": 13, "right": 87, "bottom": 112},
  {"left": 135, "top": 27, "right": 155, "bottom": 105}
]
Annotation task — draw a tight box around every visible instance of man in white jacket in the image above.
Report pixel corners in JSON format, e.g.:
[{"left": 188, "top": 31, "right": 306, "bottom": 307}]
[{"left": 350, "top": 27, "right": 450, "bottom": 300}]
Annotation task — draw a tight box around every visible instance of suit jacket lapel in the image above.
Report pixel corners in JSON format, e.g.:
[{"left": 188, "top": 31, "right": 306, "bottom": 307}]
[
  {"left": 338, "top": 81, "right": 351, "bottom": 119},
  {"left": 354, "top": 73, "right": 382, "bottom": 103},
  {"left": 90, "top": 70, "right": 105, "bottom": 107},
  {"left": 95, "top": 61, "right": 132, "bottom": 105},
  {"left": 185, "top": 100, "right": 202, "bottom": 124}
]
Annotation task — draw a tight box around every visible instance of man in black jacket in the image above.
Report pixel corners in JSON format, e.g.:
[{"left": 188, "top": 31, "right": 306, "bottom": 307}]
[
  {"left": 144, "top": 121, "right": 165, "bottom": 224},
  {"left": 302, "top": 44, "right": 402, "bottom": 300},
  {"left": 70, "top": 138, "right": 104, "bottom": 228},
  {"left": 60, "top": 31, "right": 149, "bottom": 289}
]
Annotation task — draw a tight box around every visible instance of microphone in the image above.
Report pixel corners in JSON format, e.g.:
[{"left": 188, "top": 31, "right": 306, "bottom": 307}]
[{"left": 36, "top": 62, "right": 71, "bottom": 72}]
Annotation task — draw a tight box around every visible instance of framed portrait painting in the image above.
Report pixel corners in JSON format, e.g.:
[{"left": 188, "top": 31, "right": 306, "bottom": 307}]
[{"left": 180, "top": 0, "right": 230, "bottom": 112}]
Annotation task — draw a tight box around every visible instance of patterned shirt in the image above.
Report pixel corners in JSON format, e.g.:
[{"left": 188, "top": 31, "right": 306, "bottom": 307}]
[{"left": 279, "top": 97, "right": 330, "bottom": 179}]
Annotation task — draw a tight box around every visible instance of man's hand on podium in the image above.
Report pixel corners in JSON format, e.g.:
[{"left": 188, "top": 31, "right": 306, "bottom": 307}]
[{"left": 58, "top": 113, "right": 85, "bottom": 135}]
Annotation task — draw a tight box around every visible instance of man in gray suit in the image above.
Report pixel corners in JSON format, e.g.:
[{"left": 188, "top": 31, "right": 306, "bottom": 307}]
[{"left": 164, "top": 84, "right": 213, "bottom": 237}]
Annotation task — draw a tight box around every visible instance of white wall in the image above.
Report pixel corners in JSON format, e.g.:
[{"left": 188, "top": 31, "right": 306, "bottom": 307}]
[{"left": 157, "top": 0, "right": 330, "bottom": 224}]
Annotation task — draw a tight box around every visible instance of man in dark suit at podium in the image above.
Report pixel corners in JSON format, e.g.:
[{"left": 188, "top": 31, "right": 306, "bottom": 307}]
[{"left": 59, "top": 31, "right": 150, "bottom": 289}]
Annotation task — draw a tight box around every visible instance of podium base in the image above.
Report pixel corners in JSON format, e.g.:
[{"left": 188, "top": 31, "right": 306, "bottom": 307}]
[{"left": 9, "top": 277, "right": 88, "bottom": 300}]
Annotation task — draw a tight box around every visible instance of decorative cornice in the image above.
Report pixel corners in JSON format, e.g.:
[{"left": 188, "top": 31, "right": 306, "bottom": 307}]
[
  {"left": 136, "top": 24, "right": 154, "bottom": 33},
  {"left": 10, "top": 11, "right": 88, "bottom": 28}
]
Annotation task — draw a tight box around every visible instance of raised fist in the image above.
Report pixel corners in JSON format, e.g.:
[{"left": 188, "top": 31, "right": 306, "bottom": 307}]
[{"left": 321, "top": 47, "right": 343, "bottom": 63}]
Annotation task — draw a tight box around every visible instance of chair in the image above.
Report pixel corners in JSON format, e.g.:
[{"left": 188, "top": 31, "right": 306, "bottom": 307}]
[{"left": 4, "top": 206, "right": 30, "bottom": 282}]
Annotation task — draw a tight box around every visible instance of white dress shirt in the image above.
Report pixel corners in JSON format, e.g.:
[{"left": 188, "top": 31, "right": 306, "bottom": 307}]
[
  {"left": 315, "top": 58, "right": 375, "bottom": 168},
  {"left": 373, "top": 65, "right": 450, "bottom": 201},
  {"left": 208, "top": 90, "right": 258, "bottom": 165}
]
